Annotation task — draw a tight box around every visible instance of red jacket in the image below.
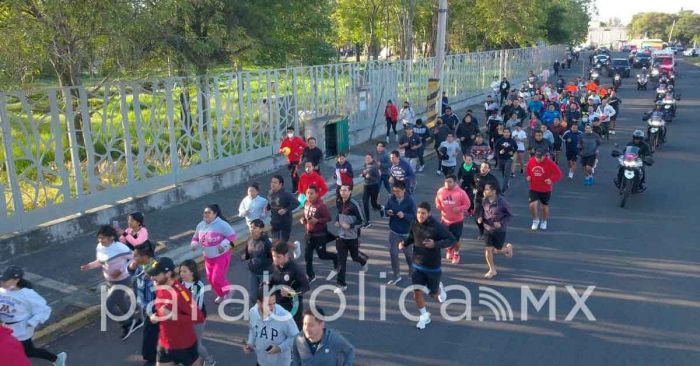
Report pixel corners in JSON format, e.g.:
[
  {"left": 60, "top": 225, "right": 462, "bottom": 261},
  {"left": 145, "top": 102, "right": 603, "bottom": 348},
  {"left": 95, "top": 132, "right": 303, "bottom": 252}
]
[
  {"left": 155, "top": 282, "right": 204, "bottom": 350},
  {"left": 384, "top": 104, "right": 398, "bottom": 122},
  {"left": 0, "top": 326, "right": 31, "bottom": 366},
  {"left": 526, "top": 157, "right": 562, "bottom": 193},
  {"left": 303, "top": 198, "right": 331, "bottom": 235},
  {"left": 279, "top": 136, "right": 306, "bottom": 163},
  {"left": 298, "top": 171, "right": 329, "bottom": 198}
]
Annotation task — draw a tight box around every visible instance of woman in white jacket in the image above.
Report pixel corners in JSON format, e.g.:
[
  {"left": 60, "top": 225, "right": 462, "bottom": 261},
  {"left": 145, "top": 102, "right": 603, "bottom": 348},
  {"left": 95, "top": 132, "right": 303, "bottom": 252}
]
[
  {"left": 0, "top": 266, "right": 67, "bottom": 366},
  {"left": 398, "top": 101, "right": 415, "bottom": 129}
]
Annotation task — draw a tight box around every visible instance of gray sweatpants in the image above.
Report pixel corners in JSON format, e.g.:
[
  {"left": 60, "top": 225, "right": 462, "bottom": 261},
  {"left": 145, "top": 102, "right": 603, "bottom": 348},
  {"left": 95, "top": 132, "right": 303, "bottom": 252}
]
[{"left": 388, "top": 231, "right": 413, "bottom": 280}]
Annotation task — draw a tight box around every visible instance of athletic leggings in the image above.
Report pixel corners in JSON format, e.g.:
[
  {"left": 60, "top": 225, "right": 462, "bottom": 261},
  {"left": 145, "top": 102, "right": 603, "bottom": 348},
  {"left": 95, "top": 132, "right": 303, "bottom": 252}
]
[{"left": 22, "top": 338, "right": 57, "bottom": 362}]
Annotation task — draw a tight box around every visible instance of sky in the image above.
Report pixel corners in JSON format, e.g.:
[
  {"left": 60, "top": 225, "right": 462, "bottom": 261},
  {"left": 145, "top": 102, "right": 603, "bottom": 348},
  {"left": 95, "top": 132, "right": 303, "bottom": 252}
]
[{"left": 594, "top": 0, "right": 700, "bottom": 25}]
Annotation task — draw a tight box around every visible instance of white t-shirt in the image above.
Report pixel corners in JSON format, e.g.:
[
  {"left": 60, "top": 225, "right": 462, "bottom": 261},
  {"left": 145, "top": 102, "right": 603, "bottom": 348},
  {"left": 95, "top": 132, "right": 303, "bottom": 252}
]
[
  {"left": 439, "top": 141, "right": 460, "bottom": 167},
  {"left": 512, "top": 129, "right": 527, "bottom": 151}
]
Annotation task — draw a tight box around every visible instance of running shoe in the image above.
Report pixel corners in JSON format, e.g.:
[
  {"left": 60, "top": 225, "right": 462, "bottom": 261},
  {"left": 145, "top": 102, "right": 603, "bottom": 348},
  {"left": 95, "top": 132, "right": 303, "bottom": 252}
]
[
  {"left": 540, "top": 220, "right": 548, "bottom": 230},
  {"left": 54, "top": 352, "right": 67, "bottom": 366},
  {"left": 531, "top": 219, "right": 540, "bottom": 231},
  {"left": 438, "top": 282, "right": 447, "bottom": 303},
  {"left": 416, "top": 312, "right": 432, "bottom": 330},
  {"left": 293, "top": 240, "right": 302, "bottom": 259}
]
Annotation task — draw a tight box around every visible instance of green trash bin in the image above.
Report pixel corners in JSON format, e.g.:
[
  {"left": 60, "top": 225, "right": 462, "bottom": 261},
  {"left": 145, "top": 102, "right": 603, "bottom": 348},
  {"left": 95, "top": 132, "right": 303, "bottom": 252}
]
[{"left": 324, "top": 117, "right": 349, "bottom": 158}]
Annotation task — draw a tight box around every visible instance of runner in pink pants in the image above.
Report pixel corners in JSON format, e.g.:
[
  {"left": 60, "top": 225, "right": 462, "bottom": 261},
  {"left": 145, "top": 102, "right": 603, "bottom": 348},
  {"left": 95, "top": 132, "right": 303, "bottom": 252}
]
[{"left": 191, "top": 204, "right": 237, "bottom": 303}]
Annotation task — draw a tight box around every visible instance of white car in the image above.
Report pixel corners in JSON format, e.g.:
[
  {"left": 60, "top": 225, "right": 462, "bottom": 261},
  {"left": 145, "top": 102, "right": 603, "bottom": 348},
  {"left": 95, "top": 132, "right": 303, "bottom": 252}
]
[{"left": 682, "top": 48, "right": 699, "bottom": 57}]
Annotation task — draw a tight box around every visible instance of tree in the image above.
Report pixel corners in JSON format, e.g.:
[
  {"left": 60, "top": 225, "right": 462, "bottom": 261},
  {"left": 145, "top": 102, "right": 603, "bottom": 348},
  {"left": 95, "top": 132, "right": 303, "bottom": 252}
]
[
  {"left": 332, "top": 0, "right": 384, "bottom": 60},
  {"left": 673, "top": 11, "right": 700, "bottom": 44},
  {"left": 627, "top": 12, "right": 675, "bottom": 39}
]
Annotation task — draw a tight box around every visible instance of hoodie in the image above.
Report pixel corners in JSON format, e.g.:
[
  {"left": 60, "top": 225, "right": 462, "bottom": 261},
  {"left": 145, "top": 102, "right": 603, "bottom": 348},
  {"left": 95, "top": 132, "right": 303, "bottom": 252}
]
[
  {"left": 526, "top": 157, "right": 563, "bottom": 193},
  {"left": 435, "top": 186, "right": 470, "bottom": 224},
  {"left": 191, "top": 217, "right": 237, "bottom": 259},
  {"left": 268, "top": 188, "right": 297, "bottom": 229},
  {"left": 298, "top": 171, "right": 329, "bottom": 198},
  {"left": 280, "top": 136, "right": 307, "bottom": 163},
  {"left": 0, "top": 326, "right": 31, "bottom": 366},
  {"left": 385, "top": 194, "right": 416, "bottom": 235},
  {"left": 481, "top": 195, "right": 513, "bottom": 232},
  {"left": 389, "top": 159, "right": 415, "bottom": 183},
  {"left": 0, "top": 288, "right": 52, "bottom": 341},
  {"left": 291, "top": 328, "right": 355, "bottom": 366},
  {"left": 247, "top": 304, "right": 299, "bottom": 366},
  {"left": 404, "top": 216, "right": 456, "bottom": 270},
  {"left": 303, "top": 198, "right": 331, "bottom": 236},
  {"left": 361, "top": 161, "right": 380, "bottom": 186}
]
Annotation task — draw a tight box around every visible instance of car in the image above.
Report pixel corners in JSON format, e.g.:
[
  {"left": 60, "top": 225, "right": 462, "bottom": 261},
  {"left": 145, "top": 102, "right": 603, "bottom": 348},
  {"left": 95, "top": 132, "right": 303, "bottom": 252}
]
[
  {"left": 633, "top": 53, "right": 651, "bottom": 68},
  {"left": 652, "top": 56, "right": 675, "bottom": 74},
  {"left": 683, "top": 48, "right": 699, "bottom": 57},
  {"left": 593, "top": 54, "right": 611, "bottom": 68},
  {"left": 608, "top": 58, "right": 632, "bottom": 77}
]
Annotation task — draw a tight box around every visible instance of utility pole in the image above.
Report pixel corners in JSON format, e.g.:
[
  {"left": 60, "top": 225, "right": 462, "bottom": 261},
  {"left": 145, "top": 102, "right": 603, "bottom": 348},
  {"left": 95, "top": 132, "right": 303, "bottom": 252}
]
[
  {"left": 668, "top": 18, "right": 676, "bottom": 43},
  {"left": 426, "top": 0, "right": 447, "bottom": 127}
]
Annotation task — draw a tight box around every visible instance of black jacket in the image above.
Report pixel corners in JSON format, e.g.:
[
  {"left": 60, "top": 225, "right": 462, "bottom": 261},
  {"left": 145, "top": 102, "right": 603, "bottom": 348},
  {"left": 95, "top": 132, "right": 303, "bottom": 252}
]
[
  {"left": 456, "top": 121, "right": 480, "bottom": 147},
  {"left": 302, "top": 147, "right": 324, "bottom": 168},
  {"left": 499, "top": 80, "right": 510, "bottom": 94},
  {"left": 242, "top": 234, "right": 273, "bottom": 275},
  {"left": 458, "top": 163, "right": 478, "bottom": 191},
  {"left": 474, "top": 172, "right": 499, "bottom": 205},
  {"left": 404, "top": 216, "right": 455, "bottom": 269},
  {"left": 268, "top": 189, "right": 297, "bottom": 228},
  {"left": 269, "top": 260, "right": 310, "bottom": 311}
]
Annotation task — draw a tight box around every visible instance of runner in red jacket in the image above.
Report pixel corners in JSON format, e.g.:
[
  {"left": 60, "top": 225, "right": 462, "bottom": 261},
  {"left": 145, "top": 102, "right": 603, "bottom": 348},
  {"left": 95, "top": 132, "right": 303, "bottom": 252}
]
[
  {"left": 384, "top": 100, "right": 399, "bottom": 142},
  {"left": 526, "top": 150, "right": 562, "bottom": 231},
  {"left": 279, "top": 127, "right": 307, "bottom": 193},
  {"left": 298, "top": 161, "right": 329, "bottom": 199}
]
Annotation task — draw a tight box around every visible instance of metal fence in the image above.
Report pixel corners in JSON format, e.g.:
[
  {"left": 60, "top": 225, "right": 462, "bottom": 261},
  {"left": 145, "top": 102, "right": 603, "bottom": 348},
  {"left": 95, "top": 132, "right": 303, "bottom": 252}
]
[{"left": 0, "top": 45, "right": 563, "bottom": 235}]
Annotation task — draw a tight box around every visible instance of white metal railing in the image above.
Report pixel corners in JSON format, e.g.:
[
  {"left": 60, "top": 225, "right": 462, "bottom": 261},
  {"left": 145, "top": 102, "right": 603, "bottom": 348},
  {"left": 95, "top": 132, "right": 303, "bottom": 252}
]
[{"left": 0, "top": 45, "right": 563, "bottom": 235}]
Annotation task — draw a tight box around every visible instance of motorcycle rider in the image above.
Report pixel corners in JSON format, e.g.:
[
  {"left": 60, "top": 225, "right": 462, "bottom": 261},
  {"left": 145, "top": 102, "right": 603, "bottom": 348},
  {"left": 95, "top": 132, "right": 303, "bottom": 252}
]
[
  {"left": 643, "top": 103, "right": 669, "bottom": 143},
  {"left": 615, "top": 130, "right": 652, "bottom": 191}
]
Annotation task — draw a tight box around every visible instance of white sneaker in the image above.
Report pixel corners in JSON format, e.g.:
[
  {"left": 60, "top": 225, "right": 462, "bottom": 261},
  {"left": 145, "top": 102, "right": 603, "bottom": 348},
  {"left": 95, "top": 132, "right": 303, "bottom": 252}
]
[
  {"left": 53, "top": 352, "right": 67, "bottom": 366},
  {"left": 531, "top": 219, "right": 540, "bottom": 231},
  {"left": 540, "top": 220, "right": 548, "bottom": 230},
  {"left": 333, "top": 285, "right": 347, "bottom": 294},
  {"left": 387, "top": 276, "right": 402, "bottom": 285},
  {"left": 326, "top": 269, "right": 339, "bottom": 281},
  {"left": 360, "top": 263, "right": 369, "bottom": 272},
  {"left": 214, "top": 296, "right": 223, "bottom": 304},
  {"left": 418, "top": 165, "right": 425, "bottom": 172},
  {"left": 436, "top": 170, "right": 442, "bottom": 176},
  {"left": 293, "top": 240, "right": 302, "bottom": 259},
  {"left": 438, "top": 282, "right": 447, "bottom": 303},
  {"left": 416, "top": 312, "right": 432, "bottom": 330},
  {"left": 568, "top": 171, "right": 574, "bottom": 179},
  {"left": 386, "top": 136, "right": 390, "bottom": 143}
]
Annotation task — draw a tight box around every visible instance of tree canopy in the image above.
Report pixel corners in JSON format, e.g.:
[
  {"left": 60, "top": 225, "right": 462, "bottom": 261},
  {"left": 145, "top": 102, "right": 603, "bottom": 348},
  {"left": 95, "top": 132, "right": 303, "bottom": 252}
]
[
  {"left": 627, "top": 10, "right": 700, "bottom": 44},
  {"left": 0, "top": 0, "right": 592, "bottom": 90}
]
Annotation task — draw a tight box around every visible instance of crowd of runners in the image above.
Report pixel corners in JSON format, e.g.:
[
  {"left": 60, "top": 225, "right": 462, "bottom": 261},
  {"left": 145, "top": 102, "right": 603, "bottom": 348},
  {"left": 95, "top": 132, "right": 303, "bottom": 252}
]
[{"left": 2, "top": 49, "right": 640, "bottom": 366}]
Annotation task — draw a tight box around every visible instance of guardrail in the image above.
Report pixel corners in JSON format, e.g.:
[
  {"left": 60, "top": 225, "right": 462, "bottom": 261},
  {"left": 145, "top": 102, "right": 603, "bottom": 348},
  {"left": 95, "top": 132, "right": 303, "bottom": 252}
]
[{"left": 0, "top": 45, "right": 564, "bottom": 236}]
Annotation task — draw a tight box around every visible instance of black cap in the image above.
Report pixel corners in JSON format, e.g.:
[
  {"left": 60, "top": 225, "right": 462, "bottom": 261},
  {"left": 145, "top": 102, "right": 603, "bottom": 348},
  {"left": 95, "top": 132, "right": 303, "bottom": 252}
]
[
  {"left": 147, "top": 257, "right": 175, "bottom": 276},
  {"left": 534, "top": 150, "right": 545, "bottom": 158},
  {"left": 0, "top": 266, "right": 24, "bottom": 281}
]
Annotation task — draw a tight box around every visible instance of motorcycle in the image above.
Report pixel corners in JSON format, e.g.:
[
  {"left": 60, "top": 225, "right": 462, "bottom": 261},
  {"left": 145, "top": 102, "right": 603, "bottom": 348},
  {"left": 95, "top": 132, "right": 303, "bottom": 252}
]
[
  {"left": 612, "top": 73, "right": 622, "bottom": 91},
  {"left": 636, "top": 74, "right": 648, "bottom": 90},
  {"left": 662, "top": 96, "right": 677, "bottom": 118},
  {"left": 643, "top": 113, "right": 666, "bottom": 151},
  {"left": 654, "top": 86, "right": 667, "bottom": 102},
  {"left": 668, "top": 72, "right": 676, "bottom": 86},
  {"left": 589, "top": 69, "right": 601, "bottom": 84},
  {"left": 650, "top": 67, "right": 660, "bottom": 82},
  {"left": 612, "top": 146, "right": 653, "bottom": 208}
]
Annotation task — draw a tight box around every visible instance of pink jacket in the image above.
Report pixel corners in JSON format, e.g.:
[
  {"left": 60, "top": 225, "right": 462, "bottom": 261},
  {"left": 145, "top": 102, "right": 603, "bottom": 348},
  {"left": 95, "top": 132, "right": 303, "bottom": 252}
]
[
  {"left": 119, "top": 227, "right": 149, "bottom": 247},
  {"left": 435, "top": 186, "right": 471, "bottom": 224}
]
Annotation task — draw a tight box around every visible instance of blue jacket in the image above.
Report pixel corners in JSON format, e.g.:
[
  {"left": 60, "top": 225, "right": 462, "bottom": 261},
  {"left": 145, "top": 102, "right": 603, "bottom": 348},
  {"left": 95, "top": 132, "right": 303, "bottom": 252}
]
[
  {"left": 385, "top": 194, "right": 416, "bottom": 235},
  {"left": 389, "top": 159, "right": 415, "bottom": 183},
  {"left": 541, "top": 110, "right": 561, "bottom": 126}
]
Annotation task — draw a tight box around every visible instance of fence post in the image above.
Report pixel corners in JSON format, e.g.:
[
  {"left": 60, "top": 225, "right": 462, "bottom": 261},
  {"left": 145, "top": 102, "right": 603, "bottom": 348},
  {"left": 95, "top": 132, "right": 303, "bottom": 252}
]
[
  {"left": 0, "top": 94, "right": 25, "bottom": 220},
  {"left": 119, "top": 82, "right": 137, "bottom": 183},
  {"left": 164, "top": 80, "right": 179, "bottom": 177}
]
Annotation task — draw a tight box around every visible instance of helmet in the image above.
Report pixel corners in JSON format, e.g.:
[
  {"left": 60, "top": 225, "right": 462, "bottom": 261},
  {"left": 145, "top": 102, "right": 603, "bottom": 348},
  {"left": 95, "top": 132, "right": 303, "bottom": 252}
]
[{"left": 632, "top": 130, "right": 644, "bottom": 139}]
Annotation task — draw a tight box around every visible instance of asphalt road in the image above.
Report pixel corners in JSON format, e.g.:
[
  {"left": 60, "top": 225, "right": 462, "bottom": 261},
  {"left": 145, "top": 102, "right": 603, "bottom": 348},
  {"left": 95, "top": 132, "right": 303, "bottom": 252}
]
[{"left": 33, "top": 54, "right": 700, "bottom": 366}]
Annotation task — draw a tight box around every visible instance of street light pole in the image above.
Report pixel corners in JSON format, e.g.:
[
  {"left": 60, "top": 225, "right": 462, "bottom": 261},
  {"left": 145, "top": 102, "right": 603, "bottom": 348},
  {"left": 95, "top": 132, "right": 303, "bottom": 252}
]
[{"left": 426, "top": 0, "right": 448, "bottom": 127}]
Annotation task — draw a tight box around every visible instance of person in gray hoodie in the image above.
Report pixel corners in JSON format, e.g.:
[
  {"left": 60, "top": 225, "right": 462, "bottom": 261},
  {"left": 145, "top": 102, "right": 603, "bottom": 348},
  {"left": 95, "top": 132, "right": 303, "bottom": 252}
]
[
  {"left": 291, "top": 308, "right": 355, "bottom": 366},
  {"left": 360, "top": 153, "right": 383, "bottom": 225},
  {"left": 244, "top": 288, "right": 299, "bottom": 366},
  {"left": 579, "top": 123, "right": 603, "bottom": 185}
]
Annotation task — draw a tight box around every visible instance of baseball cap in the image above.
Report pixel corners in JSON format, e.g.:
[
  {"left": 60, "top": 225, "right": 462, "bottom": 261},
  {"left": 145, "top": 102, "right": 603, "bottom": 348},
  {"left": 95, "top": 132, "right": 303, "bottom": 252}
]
[
  {"left": 0, "top": 266, "right": 24, "bottom": 281},
  {"left": 147, "top": 257, "right": 175, "bottom": 276},
  {"left": 534, "top": 150, "right": 545, "bottom": 158}
]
